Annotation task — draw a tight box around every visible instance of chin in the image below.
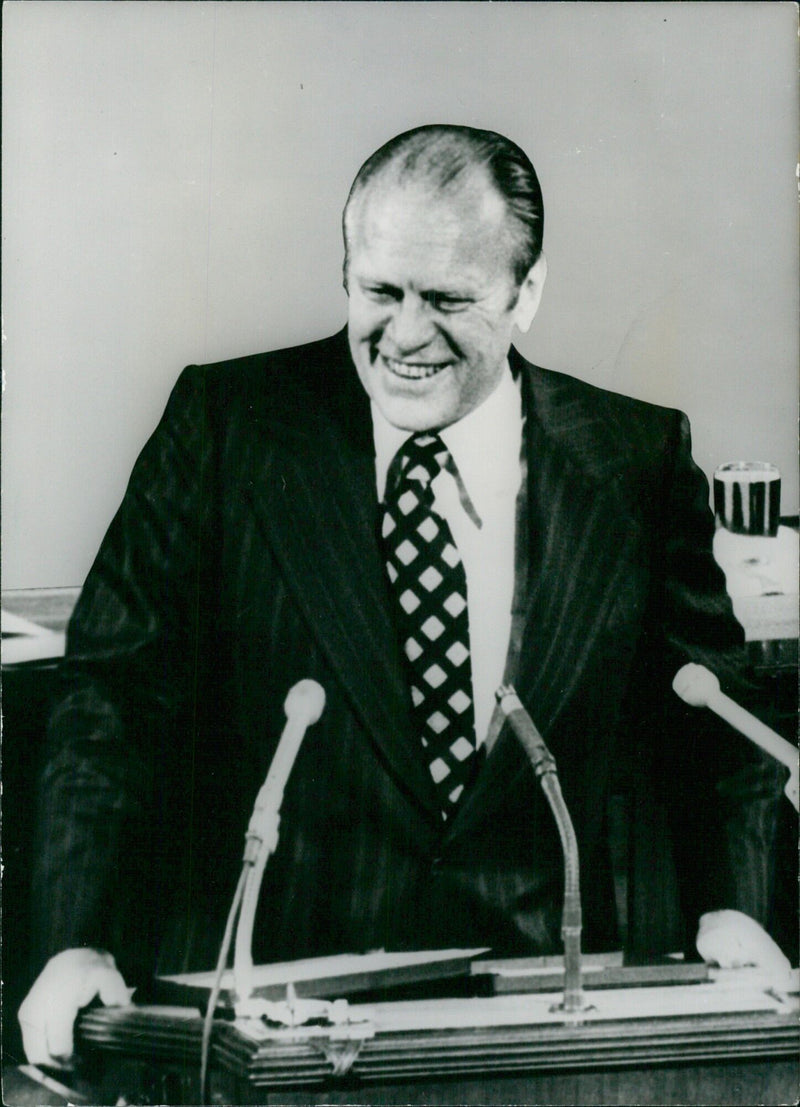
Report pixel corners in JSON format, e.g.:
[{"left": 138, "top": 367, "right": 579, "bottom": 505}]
[
  {"left": 377, "top": 376, "right": 460, "bottom": 431},
  {"left": 379, "top": 389, "right": 452, "bottom": 431},
  {"left": 376, "top": 399, "right": 444, "bottom": 433}
]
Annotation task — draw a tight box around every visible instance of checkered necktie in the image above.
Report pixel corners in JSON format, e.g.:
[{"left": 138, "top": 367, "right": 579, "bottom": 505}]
[{"left": 382, "top": 433, "right": 478, "bottom": 819}]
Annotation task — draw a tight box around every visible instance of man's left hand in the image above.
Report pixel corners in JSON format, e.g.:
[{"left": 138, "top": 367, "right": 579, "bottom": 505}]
[{"left": 696, "top": 910, "right": 793, "bottom": 977}]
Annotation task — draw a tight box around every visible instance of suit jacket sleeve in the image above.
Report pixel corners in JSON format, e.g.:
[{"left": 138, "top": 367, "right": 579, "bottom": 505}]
[
  {"left": 31, "top": 366, "right": 215, "bottom": 979},
  {"left": 637, "top": 408, "right": 784, "bottom": 945}
]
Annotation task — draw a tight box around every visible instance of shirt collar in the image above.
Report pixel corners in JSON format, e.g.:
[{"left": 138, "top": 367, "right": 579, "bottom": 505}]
[{"left": 372, "top": 362, "right": 523, "bottom": 522}]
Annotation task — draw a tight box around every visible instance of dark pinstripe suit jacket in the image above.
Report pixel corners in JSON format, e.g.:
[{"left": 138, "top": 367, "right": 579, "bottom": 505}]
[{"left": 32, "top": 328, "right": 778, "bottom": 981}]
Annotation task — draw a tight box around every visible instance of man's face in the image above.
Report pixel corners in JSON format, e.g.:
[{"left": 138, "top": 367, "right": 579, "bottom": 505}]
[{"left": 345, "top": 174, "right": 545, "bottom": 432}]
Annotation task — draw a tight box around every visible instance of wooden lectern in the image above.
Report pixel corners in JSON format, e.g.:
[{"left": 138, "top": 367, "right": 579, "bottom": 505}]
[{"left": 70, "top": 960, "right": 799, "bottom": 1106}]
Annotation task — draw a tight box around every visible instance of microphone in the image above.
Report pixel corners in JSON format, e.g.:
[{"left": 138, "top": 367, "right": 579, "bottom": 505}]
[
  {"left": 200, "top": 680, "right": 326, "bottom": 1098},
  {"left": 673, "top": 663, "right": 798, "bottom": 811},
  {"left": 201, "top": 679, "right": 326, "bottom": 1099},
  {"left": 496, "top": 686, "right": 585, "bottom": 1013},
  {"left": 233, "top": 679, "right": 326, "bottom": 1000},
  {"left": 242, "top": 680, "right": 326, "bottom": 863}
]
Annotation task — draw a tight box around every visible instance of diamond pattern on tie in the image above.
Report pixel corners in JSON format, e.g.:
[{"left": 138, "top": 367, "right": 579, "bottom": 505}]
[{"left": 382, "top": 433, "right": 478, "bottom": 820}]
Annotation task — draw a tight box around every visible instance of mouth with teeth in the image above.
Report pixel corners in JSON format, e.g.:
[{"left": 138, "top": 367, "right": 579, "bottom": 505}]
[{"left": 380, "top": 354, "right": 452, "bottom": 380}]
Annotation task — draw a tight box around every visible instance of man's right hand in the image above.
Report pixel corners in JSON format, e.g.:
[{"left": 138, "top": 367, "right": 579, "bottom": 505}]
[{"left": 18, "top": 948, "right": 133, "bottom": 1068}]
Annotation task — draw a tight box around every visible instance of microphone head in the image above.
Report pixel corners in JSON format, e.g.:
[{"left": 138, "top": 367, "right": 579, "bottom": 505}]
[
  {"left": 672, "top": 663, "right": 720, "bottom": 708},
  {"left": 284, "top": 679, "right": 326, "bottom": 725}
]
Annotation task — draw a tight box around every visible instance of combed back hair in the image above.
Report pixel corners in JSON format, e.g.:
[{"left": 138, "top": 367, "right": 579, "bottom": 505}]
[{"left": 343, "top": 124, "right": 544, "bottom": 286}]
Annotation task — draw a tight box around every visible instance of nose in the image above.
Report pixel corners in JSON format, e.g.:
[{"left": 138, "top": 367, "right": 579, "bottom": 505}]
[{"left": 386, "top": 296, "right": 436, "bottom": 355}]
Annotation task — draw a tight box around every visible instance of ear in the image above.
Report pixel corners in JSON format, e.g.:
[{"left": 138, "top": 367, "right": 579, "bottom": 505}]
[{"left": 511, "top": 254, "right": 547, "bottom": 334}]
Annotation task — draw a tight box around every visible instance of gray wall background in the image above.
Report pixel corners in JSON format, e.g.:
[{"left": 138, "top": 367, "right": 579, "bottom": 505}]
[{"left": 3, "top": 1, "right": 797, "bottom": 591}]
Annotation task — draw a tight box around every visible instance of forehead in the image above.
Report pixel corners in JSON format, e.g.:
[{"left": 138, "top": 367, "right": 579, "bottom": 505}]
[{"left": 348, "top": 174, "right": 517, "bottom": 284}]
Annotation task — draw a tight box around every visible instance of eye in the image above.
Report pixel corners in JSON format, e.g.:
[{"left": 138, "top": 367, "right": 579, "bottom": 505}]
[
  {"left": 427, "top": 293, "right": 470, "bottom": 314},
  {"left": 363, "top": 284, "right": 401, "bottom": 304}
]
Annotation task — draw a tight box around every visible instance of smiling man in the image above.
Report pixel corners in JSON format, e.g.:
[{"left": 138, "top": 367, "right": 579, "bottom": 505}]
[{"left": 20, "top": 125, "right": 790, "bottom": 1070}]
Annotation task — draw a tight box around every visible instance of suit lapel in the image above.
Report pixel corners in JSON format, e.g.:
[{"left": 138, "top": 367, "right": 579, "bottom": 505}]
[
  {"left": 512, "top": 376, "right": 641, "bottom": 734},
  {"left": 449, "top": 356, "right": 644, "bottom": 834},
  {"left": 245, "top": 344, "right": 439, "bottom": 819}
]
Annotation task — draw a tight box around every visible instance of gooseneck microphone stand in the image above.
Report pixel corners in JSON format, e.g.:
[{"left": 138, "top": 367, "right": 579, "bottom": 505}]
[{"left": 496, "top": 685, "right": 586, "bottom": 1013}]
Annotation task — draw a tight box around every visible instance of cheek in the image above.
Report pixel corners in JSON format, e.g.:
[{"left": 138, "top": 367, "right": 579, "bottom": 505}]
[
  {"left": 450, "top": 315, "right": 507, "bottom": 361},
  {"left": 352, "top": 304, "right": 391, "bottom": 343}
]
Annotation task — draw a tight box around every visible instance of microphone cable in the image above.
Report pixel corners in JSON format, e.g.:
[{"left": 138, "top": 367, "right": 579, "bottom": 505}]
[{"left": 200, "top": 864, "right": 248, "bottom": 1103}]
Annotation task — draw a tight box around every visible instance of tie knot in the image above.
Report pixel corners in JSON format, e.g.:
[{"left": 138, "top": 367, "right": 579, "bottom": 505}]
[{"left": 389, "top": 433, "right": 450, "bottom": 496}]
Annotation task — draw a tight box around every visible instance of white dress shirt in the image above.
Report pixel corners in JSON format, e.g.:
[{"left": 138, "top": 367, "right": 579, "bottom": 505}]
[{"left": 372, "top": 366, "right": 524, "bottom": 747}]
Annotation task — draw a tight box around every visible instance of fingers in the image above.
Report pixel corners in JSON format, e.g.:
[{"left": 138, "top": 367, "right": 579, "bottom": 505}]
[
  {"left": 18, "top": 948, "right": 132, "bottom": 1069},
  {"left": 97, "top": 969, "right": 135, "bottom": 1008}
]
